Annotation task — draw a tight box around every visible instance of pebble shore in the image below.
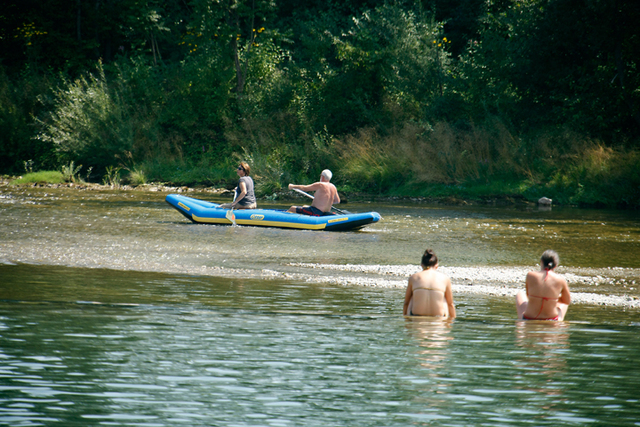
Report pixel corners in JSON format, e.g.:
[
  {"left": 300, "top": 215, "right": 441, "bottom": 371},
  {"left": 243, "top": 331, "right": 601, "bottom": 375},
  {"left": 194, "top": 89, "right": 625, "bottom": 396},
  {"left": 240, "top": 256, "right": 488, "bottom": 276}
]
[{"left": 287, "top": 263, "right": 640, "bottom": 309}]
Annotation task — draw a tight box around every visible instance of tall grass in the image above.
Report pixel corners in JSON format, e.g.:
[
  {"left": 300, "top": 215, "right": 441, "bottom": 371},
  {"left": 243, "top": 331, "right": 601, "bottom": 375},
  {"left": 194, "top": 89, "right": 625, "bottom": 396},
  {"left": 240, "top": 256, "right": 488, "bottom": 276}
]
[
  {"left": 60, "top": 161, "right": 83, "bottom": 183},
  {"left": 334, "top": 119, "right": 524, "bottom": 193},
  {"left": 332, "top": 120, "right": 640, "bottom": 207},
  {"left": 222, "top": 114, "right": 338, "bottom": 196},
  {"left": 544, "top": 137, "right": 640, "bottom": 207}
]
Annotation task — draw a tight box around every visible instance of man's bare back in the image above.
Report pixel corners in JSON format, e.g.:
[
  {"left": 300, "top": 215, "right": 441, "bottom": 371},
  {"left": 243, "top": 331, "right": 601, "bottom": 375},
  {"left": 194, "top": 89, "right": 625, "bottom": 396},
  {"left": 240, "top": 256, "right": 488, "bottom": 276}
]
[
  {"left": 306, "top": 181, "right": 338, "bottom": 212},
  {"left": 288, "top": 170, "right": 340, "bottom": 215}
]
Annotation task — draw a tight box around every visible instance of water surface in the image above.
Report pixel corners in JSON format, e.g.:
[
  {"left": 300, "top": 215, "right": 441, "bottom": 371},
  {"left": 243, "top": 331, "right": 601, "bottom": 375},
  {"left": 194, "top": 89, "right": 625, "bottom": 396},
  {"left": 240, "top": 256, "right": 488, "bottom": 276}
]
[
  {"left": 2, "top": 186, "right": 639, "bottom": 302},
  {"left": 2, "top": 265, "right": 640, "bottom": 426},
  {"left": 1, "top": 186, "right": 640, "bottom": 426}
]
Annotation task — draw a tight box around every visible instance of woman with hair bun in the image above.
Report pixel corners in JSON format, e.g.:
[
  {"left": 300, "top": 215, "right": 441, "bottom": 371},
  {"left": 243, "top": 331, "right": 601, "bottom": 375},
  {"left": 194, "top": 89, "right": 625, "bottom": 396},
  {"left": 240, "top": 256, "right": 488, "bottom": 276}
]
[
  {"left": 403, "top": 249, "right": 456, "bottom": 318},
  {"left": 516, "top": 250, "right": 571, "bottom": 321}
]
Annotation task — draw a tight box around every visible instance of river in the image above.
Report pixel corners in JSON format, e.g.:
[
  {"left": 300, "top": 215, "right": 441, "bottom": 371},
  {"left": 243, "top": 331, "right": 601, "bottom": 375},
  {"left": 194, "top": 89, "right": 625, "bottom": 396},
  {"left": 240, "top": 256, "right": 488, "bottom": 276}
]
[{"left": 1, "top": 185, "right": 640, "bottom": 426}]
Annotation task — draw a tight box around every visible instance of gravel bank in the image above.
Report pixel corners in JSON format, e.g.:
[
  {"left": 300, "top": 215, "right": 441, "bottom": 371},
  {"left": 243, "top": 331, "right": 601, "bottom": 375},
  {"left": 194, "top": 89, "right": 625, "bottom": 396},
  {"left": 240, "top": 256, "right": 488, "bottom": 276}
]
[{"left": 288, "top": 263, "right": 640, "bottom": 309}]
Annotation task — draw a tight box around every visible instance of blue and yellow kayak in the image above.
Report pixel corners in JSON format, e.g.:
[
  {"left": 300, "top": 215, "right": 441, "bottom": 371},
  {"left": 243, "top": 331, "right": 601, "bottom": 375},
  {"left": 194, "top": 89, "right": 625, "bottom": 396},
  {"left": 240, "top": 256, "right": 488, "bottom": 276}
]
[{"left": 165, "top": 194, "right": 381, "bottom": 231}]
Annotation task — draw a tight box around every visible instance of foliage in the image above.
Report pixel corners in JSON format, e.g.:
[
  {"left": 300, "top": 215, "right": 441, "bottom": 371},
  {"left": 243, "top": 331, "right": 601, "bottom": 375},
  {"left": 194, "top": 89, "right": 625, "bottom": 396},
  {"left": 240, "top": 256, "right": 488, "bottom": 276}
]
[
  {"left": 334, "top": 118, "right": 523, "bottom": 193},
  {"left": 36, "top": 62, "right": 134, "bottom": 174},
  {"left": 140, "top": 157, "right": 235, "bottom": 187},
  {"left": 11, "top": 171, "right": 65, "bottom": 185},
  {"left": 306, "top": 4, "right": 452, "bottom": 134},
  {"left": 1, "top": 0, "right": 639, "bottom": 207},
  {"left": 0, "top": 69, "right": 57, "bottom": 174},
  {"left": 126, "top": 168, "right": 147, "bottom": 186},
  {"left": 23, "top": 160, "right": 34, "bottom": 174},
  {"left": 60, "top": 161, "right": 83, "bottom": 183},
  {"left": 103, "top": 166, "right": 123, "bottom": 188},
  {"left": 335, "top": 128, "right": 409, "bottom": 193},
  {"left": 458, "top": 0, "right": 640, "bottom": 142},
  {"left": 544, "top": 139, "right": 640, "bottom": 207}
]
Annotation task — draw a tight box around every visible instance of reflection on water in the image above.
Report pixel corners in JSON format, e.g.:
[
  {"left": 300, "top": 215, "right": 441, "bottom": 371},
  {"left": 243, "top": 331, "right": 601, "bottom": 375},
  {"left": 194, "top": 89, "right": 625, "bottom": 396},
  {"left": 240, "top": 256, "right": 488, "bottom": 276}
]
[
  {"left": 515, "top": 321, "right": 570, "bottom": 397},
  {"left": 405, "top": 318, "right": 454, "bottom": 370}
]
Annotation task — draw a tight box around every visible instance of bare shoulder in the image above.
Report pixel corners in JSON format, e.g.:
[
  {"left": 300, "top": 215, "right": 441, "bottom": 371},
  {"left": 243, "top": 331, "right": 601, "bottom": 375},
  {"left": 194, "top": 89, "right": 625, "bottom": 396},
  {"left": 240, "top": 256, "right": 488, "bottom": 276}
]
[
  {"left": 526, "top": 271, "right": 540, "bottom": 282},
  {"left": 408, "top": 271, "right": 422, "bottom": 281},
  {"left": 435, "top": 270, "right": 450, "bottom": 280},
  {"left": 551, "top": 272, "right": 568, "bottom": 286},
  {"left": 305, "top": 182, "right": 322, "bottom": 190}
]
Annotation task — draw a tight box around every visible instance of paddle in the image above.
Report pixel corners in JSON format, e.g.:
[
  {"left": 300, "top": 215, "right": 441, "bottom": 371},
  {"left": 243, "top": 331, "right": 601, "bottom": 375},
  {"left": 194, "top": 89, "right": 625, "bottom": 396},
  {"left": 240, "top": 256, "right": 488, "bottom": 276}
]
[
  {"left": 292, "top": 188, "right": 349, "bottom": 215},
  {"left": 225, "top": 189, "right": 238, "bottom": 226}
]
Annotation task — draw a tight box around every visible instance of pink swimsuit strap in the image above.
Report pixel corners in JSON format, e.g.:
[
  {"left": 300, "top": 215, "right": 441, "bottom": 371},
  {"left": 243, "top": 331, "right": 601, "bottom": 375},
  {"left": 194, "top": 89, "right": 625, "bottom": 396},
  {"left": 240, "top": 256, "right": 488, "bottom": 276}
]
[
  {"left": 524, "top": 267, "right": 560, "bottom": 320},
  {"left": 527, "top": 294, "right": 558, "bottom": 301},
  {"left": 527, "top": 288, "right": 559, "bottom": 320}
]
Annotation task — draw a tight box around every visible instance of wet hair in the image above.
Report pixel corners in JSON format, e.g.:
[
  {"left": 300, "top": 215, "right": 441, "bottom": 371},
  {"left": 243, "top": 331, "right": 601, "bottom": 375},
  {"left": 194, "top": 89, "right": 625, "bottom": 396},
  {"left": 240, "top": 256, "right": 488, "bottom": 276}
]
[
  {"left": 238, "top": 161, "right": 250, "bottom": 176},
  {"left": 540, "top": 250, "right": 560, "bottom": 270},
  {"left": 321, "top": 169, "right": 332, "bottom": 181},
  {"left": 421, "top": 249, "right": 438, "bottom": 268}
]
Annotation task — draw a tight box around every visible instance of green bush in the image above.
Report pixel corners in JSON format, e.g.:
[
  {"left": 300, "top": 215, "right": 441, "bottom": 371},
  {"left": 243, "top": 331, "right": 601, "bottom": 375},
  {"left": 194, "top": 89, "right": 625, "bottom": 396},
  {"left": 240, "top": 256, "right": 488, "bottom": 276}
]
[{"left": 36, "top": 62, "right": 133, "bottom": 174}]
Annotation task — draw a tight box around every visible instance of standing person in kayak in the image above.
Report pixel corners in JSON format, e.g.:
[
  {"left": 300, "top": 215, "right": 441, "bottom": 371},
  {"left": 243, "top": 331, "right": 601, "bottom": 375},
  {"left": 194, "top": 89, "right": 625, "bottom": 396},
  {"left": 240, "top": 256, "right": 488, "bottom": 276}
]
[
  {"left": 516, "top": 250, "right": 571, "bottom": 321},
  {"left": 403, "top": 249, "right": 456, "bottom": 318},
  {"left": 287, "top": 169, "right": 340, "bottom": 216},
  {"left": 220, "top": 162, "right": 257, "bottom": 210}
]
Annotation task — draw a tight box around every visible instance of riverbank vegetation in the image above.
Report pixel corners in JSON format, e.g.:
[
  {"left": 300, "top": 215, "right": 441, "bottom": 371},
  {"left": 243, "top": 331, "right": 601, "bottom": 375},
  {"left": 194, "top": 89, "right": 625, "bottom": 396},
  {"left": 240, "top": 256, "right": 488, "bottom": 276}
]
[{"left": 1, "top": 0, "right": 639, "bottom": 207}]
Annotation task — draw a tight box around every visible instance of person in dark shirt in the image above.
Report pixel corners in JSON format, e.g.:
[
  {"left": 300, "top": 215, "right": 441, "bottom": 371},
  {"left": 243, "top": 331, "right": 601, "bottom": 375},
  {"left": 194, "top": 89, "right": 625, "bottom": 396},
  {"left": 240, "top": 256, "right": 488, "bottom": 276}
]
[{"left": 220, "top": 162, "right": 257, "bottom": 209}]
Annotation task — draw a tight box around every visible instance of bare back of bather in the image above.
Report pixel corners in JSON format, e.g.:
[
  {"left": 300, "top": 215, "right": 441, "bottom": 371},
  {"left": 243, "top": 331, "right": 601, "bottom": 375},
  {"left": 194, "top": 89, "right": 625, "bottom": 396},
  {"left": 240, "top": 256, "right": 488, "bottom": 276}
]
[
  {"left": 516, "top": 250, "right": 571, "bottom": 321},
  {"left": 519, "top": 269, "right": 570, "bottom": 320},
  {"left": 306, "top": 181, "right": 339, "bottom": 213},
  {"left": 404, "top": 268, "right": 455, "bottom": 317}
]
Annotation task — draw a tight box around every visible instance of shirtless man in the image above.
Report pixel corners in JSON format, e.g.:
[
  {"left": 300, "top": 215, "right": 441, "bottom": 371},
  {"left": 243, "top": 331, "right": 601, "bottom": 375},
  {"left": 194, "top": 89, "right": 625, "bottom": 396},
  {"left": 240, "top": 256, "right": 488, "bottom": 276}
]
[
  {"left": 516, "top": 250, "right": 571, "bottom": 321},
  {"left": 287, "top": 169, "right": 340, "bottom": 216},
  {"left": 403, "top": 249, "right": 456, "bottom": 318}
]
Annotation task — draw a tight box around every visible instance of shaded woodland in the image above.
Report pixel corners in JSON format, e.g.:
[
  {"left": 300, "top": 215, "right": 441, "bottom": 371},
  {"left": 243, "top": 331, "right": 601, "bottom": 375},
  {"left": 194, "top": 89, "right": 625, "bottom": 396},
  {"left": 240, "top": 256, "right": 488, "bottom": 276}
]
[{"left": 1, "top": 0, "right": 639, "bottom": 206}]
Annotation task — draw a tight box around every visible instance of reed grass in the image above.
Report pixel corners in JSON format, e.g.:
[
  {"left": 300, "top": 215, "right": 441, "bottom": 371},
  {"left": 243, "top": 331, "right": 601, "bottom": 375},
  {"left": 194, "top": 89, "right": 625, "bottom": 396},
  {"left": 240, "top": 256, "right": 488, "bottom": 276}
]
[{"left": 332, "top": 121, "right": 640, "bottom": 207}]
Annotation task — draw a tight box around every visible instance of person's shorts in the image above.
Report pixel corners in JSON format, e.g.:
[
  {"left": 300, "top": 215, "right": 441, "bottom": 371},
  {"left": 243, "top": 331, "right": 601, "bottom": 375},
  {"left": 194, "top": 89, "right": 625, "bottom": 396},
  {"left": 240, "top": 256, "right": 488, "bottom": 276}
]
[
  {"left": 236, "top": 202, "right": 257, "bottom": 209},
  {"left": 296, "top": 206, "right": 324, "bottom": 216}
]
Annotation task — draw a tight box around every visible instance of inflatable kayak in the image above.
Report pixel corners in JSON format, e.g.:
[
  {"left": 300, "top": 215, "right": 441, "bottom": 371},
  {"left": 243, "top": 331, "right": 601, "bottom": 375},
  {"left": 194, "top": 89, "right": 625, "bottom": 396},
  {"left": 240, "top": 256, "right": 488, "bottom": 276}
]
[{"left": 165, "top": 194, "right": 381, "bottom": 231}]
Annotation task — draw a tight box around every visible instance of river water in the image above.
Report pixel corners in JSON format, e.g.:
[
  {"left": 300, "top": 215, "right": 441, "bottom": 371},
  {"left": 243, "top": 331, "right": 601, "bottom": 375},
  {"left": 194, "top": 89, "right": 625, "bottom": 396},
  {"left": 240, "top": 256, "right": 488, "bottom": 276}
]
[{"left": 1, "top": 186, "right": 640, "bottom": 426}]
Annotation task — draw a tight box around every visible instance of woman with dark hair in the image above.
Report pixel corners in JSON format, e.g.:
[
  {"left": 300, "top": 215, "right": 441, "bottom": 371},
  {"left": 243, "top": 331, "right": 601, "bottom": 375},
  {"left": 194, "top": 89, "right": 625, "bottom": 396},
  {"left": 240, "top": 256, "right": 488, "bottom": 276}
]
[
  {"left": 220, "top": 161, "right": 256, "bottom": 210},
  {"left": 516, "top": 250, "right": 571, "bottom": 321},
  {"left": 403, "top": 249, "right": 456, "bottom": 318}
]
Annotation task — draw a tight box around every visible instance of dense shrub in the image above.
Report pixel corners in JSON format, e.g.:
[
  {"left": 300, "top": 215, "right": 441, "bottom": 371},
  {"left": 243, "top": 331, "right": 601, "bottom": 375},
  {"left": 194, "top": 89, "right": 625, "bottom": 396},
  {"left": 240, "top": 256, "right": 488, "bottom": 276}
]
[{"left": 36, "top": 63, "right": 133, "bottom": 175}]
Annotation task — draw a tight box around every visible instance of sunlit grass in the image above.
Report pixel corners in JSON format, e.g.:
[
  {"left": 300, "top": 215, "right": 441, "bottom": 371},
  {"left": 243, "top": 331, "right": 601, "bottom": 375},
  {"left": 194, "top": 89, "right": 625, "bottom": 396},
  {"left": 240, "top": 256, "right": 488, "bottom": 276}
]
[{"left": 11, "top": 171, "right": 65, "bottom": 184}]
